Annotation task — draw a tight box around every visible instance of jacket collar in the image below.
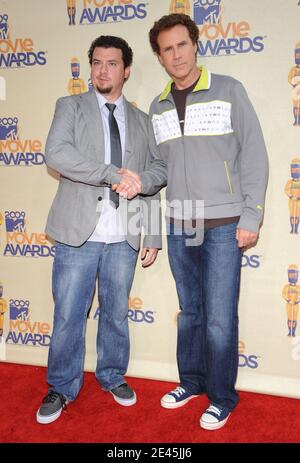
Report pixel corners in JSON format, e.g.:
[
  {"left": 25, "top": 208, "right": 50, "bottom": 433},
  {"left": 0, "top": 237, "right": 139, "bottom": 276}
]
[{"left": 159, "top": 66, "right": 211, "bottom": 102}]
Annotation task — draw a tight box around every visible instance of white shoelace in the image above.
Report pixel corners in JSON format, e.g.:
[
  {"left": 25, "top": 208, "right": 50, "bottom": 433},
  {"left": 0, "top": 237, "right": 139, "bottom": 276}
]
[
  {"left": 206, "top": 405, "right": 221, "bottom": 416},
  {"left": 171, "top": 386, "right": 186, "bottom": 398}
]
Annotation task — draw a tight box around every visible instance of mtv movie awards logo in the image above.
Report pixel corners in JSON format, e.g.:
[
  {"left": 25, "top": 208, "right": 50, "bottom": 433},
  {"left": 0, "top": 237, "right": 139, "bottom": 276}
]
[
  {"left": 185, "top": 0, "right": 265, "bottom": 57},
  {"left": 0, "top": 281, "right": 51, "bottom": 347},
  {"left": 1, "top": 211, "right": 55, "bottom": 258},
  {"left": 90, "top": 296, "right": 155, "bottom": 323},
  {"left": 241, "top": 253, "right": 261, "bottom": 269},
  {"left": 0, "top": 117, "right": 45, "bottom": 167},
  {"left": 0, "top": 14, "right": 47, "bottom": 69},
  {"left": 66, "top": 0, "right": 148, "bottom": 26},
  {"left": 5, "top": 297, "right": 51, "bottom": 347},
  {"left": 128, "top": 297, "right": 155, "bottom": 323},
  {"left": 238, "top": 340, "right": 259, "bottom": 369}
]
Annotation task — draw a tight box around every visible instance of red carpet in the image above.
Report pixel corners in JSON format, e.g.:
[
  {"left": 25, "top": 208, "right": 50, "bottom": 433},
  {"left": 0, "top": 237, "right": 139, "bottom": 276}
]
[{"left": 1, "top": 362, "right": 299, "bottom": 443}]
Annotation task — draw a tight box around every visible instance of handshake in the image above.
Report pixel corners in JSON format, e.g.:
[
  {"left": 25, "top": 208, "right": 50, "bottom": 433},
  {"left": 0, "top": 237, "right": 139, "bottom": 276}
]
[{"left": 112, "top": 168, "right": 142, "bottom": 199}]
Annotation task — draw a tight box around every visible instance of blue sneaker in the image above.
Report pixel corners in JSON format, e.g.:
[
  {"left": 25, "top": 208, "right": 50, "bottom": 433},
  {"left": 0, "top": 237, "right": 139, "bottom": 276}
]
[
  {"left": 160, "top": 386, "right": 198, "bottom": 409},
  {"left": 200, "top": 404, "right": 231, "bottom": 430}
]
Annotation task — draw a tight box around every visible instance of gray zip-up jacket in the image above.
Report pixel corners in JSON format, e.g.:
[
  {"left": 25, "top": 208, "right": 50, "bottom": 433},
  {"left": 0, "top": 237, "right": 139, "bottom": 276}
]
[{"left": 140, "top": 67, "right": 269, "bottom": 233}]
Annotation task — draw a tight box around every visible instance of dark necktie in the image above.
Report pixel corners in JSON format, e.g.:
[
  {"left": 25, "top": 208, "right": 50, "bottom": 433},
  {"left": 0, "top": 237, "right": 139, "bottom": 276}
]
[{"left": 105, "top": 103, "right": 122, "bottom": 208}]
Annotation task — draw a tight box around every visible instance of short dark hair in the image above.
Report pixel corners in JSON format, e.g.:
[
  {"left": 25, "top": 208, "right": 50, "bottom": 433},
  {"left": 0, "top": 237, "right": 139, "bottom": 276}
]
[
  {"left": 88, "top": 35, "right": 133, "bottom": 68},
  {"left": 149, "top": 14, "right": 199, "bottom": 55}
]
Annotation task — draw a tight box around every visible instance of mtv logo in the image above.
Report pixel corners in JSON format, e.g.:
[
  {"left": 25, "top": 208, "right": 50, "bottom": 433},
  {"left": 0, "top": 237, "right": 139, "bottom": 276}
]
[
  {"left": 0, "top": 14, "right": 8, "bottom": 40},
  {"left": 193, "top": 0, "right": 222, "bottom": 25},
  {"left": 5, "top": 211, "right": 26, "bottom": 232},
  {"left": 0, "top": 117, "right": 19, "bottom": 140},
  {"left": 9, "top": 300, "right": 30, "bottom": 321}
]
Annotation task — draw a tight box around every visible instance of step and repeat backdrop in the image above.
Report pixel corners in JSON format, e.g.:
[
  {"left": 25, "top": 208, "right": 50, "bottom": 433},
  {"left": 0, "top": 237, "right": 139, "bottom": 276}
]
[{"left": 1, "top": 0, "right": 300, "bottom": 398}]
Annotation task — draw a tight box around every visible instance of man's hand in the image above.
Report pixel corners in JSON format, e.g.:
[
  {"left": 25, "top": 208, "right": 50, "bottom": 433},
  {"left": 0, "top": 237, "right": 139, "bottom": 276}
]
[
  {"left": 140, "top": 247, "right": 159, "bottom": 268},
  {"left": 112, "top": 168, "right": 142, "bottom": 199},
  {"left": 236, "top": 228, "right": 258, "bottom": 250}
]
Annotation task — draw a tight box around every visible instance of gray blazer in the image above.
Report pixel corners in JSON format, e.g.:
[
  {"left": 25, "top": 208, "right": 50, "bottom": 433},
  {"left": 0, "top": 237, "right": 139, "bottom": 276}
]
[{"left": 45, "top": 89, "right": 161, "bottom": 251}]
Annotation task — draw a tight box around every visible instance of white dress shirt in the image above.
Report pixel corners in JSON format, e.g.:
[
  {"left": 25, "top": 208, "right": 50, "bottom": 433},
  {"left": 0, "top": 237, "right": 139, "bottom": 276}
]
[{"left": 88, "top": 91, "right": 126, "bottom": 243}]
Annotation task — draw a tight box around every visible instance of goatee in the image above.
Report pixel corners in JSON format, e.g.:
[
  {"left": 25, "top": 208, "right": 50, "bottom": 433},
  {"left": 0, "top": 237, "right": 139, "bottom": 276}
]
[{"left": 95, "top": 85, "right": 113, "bottom": 95}]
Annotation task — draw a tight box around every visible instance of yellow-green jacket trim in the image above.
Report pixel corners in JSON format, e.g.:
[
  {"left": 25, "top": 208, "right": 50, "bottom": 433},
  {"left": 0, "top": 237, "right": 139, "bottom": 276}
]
[{"left": 159, "top": 66, "right": 210, "bottom": 102}]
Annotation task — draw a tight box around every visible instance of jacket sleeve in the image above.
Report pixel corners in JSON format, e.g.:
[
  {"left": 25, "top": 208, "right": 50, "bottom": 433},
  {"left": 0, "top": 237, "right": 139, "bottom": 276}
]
[
  {"left": 140, "top": 165, "right": 162, "bottom": 250},
  {"left": 139, "top": 103, "right": 168, "bottom": 195},
  {"left": 231, "top": 82, "right": 269, "bottom": 233},
  {"left": 136, "top": 112, "right": 162, "bottom": 250},
  {"left": 140, "top": 193, "right": 162, "bottom": 249},
  {"left": 45, "top": 97, "right": 121, "bottom": 186}
]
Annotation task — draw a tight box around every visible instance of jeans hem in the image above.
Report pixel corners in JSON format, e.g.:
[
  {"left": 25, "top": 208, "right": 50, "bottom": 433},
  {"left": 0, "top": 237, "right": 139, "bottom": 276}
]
[
  {"left": 48, "top": 387, "right": 74, "bottom": 403},
  {"left": 180, "top": 383, "right": 205, "bottom": 396},
  {"left": 209, "top": 400, "right": 238, "bottom": 413},
  {"left": 99, "top": 379, "right": 126, "bottom": 392}
]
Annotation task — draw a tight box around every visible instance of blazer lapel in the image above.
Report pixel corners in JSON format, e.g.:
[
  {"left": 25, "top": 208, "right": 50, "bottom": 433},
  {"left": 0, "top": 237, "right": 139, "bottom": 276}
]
[
  {"left": 78, "top": 92, "right": 137, "bottom": 166},
  {"left": 78, "top": 89, "right": 105, "bottom": 161}
]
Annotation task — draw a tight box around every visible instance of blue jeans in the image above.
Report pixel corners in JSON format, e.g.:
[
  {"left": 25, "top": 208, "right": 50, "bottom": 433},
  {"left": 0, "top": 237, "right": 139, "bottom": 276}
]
[
  {"left": 47, "top": 240, "right": 138, "bottom": 401},
  {"left": 167, "top": 222, "right": 242, "bottom": 412}
]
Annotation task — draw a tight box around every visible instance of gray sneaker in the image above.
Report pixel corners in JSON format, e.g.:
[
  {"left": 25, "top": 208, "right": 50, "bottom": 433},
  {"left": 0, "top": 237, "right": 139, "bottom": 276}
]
[
  {"left": 110, "top": 383, "right": 137, "bottom": 406},
  {"left": 36, "top": 390, "right": 68, "bottom": 424}
]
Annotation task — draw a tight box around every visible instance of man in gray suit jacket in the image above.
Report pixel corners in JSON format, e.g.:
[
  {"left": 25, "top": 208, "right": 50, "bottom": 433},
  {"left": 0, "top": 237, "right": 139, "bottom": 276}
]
[{"left": 36, "top": 35, "right": 161, "bottom": 425}]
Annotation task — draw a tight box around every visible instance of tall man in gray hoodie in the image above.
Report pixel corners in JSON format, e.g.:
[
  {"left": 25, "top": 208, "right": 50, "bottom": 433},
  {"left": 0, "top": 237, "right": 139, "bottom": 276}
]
[{"left": 116, "top": 14, "right": 268, "bottom": 430}]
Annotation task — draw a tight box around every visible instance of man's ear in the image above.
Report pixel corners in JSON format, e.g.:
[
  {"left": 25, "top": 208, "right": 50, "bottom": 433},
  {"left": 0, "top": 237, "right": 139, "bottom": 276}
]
[{"left": 124, "top": 66, "right": 131, "bottom": 81}]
